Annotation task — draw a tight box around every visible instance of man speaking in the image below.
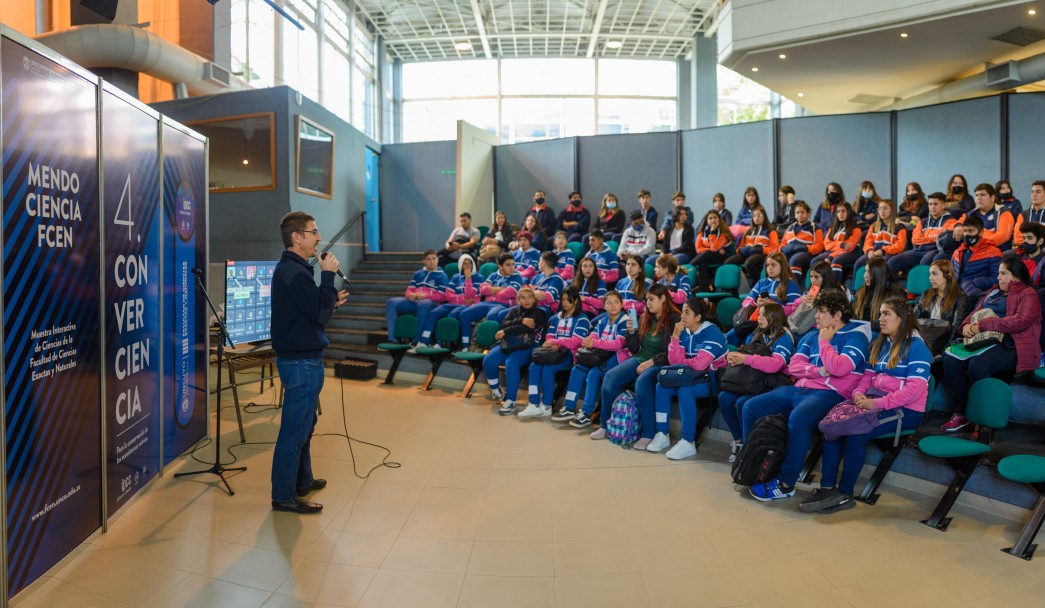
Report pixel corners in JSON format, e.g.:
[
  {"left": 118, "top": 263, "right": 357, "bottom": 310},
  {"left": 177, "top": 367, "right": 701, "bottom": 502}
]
[{"left": 270, "top": 211, "right": 348, "bottom": 514}]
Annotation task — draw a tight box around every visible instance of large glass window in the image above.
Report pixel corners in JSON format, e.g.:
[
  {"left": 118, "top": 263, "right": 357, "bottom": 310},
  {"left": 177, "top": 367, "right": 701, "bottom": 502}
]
[
  {"left": 501, "top": 59, "right": 595, "bottom": 95},
  {"left": 598, "top": 98, "right": 676, "bottom": 135},
  {"left": 402, "top": 61, "right": 498, "bottom": 99},
  {"left": 403, "top": 99, "right": 499, "bottom": 142},
  {"left": 231, "top": 0, "right": 276, "bottom": 87},
  {"left": 598, "top": 59, "right": 676, "bottom": 97},
  {"left": 502, "top": 98, "right": 595, "bottom": 143}
]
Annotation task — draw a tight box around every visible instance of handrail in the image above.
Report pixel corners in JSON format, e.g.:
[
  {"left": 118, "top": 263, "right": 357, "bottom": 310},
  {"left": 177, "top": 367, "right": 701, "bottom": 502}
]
[{"left": 320, "top": 209, "right": 367, "bottom": 262}]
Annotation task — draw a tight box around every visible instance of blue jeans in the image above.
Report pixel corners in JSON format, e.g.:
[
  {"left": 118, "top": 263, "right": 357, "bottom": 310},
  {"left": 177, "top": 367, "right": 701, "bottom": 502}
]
[
  {"left": 718, "top": 390, "right": 755, "bottom": 442},
  {"left": 528, "top": 356, "right": 574, "bottom": 406},
  {"left": 601, "top": 357, "right": 664, "bottom": 439},
  {"left": 564, "top": 357, "right": 621, "bottom": 415},
  {"left": 385, "top": 297, "right": 418, "bottom": 341},
  {"left": 888, "top": 248, "right": 936, "bottom": 276},
  {"left": 821, "top": 408, "right": 924, "bottom": 495},
  {"left": 419, "top": 303, "right": 462, "bottom": 345},
  {"left": 489, "top": 307, "right": 512, "bottom": 325},
  {"left": 483, "top": 344, "right": 534, "bottom": 401},
  {"left": 458, "top": 302, "right": 505, "bottom": 345},
  {"left": 742, "top": 386, "right": 845, "bottom": 487},
  {"left": 654, "top": 377, "right": 713, "bottom": 442},
  {"left": 272, "top": 357, "right": 324, "bottom": 502}
]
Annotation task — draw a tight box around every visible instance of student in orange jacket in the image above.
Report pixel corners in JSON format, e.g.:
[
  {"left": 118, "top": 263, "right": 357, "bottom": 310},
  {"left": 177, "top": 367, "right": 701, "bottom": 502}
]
[
  {"left": 780, "top": 201, "right": 824, "bottom": 282},
  {"left": 725, "top": 205, "right": 779, "bottom": 282},
  {"left": 810, "top": 202, "right": 862, "bottom": 282},
  {"left": 692, "top": 209, "right": 733, "bottom": 291},
  {"left": 855, "top": 199, "right": 907, "bottom": 274},
  {"left": 889, "top": 192, "right": 957, "bottom": 274}
]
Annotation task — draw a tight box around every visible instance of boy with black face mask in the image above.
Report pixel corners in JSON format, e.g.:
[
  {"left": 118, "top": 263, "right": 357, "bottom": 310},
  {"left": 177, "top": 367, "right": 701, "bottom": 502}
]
[
  {"left": 527, "top": 190, "right": 557, "bottom": 236},
  {"left": 1014, "top": 222, "right": 1045, "bottom": 286},
  {"left": 951, "top": 216, "right": 1002, "bottom": 299}
]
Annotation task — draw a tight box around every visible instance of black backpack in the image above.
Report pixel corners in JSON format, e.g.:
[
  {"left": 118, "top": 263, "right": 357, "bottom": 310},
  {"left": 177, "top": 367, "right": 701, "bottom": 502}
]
[{"left": 731, "top": 414, "right": 788, "bottom": 486}]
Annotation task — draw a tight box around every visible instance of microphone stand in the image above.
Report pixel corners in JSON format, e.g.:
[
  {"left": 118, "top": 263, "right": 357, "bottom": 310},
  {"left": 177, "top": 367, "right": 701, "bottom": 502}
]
[{"left": 175, "top": 269, "right": 246, "bottom": 495}]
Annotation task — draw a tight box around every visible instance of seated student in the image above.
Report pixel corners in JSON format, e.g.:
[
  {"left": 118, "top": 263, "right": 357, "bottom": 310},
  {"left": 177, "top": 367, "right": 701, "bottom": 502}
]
[
  {"left": 649, "top": 297, "right": 729, "bottom": 459},
  {"left": 780, "top": 201, "right": 824, "bottom": 281},
  {"left": 725, "top": 205, "right": 778, "bottom": 282},
  {"left": 1013, "top": 222, "right": 1045, "bottom": 277},
  {"left": 485, "top": 287, "right": 548, "bottom": 415},
  {"left": 853, "top": 181, "right": 882, "bottom": 230},
  {"left": 942, "top": 257, "right": 1042, "bottom": 432},
  {"left": 573, "top": 257, "right": 607, "bottom": 317},
  {"left": 529, "top": 251, "right": 567, "bottom": 319},
  {"left": 801, "top": 297, "right": 932, "bottom": 514},
  {"left": 510, "top": 215, "right": 547, "bottom": 252},
  {"left": 415, "top": 254, "right": 483, "bottom": 347},
  {"left": 519, "top": 287, "right": 591, "bottom": 419},
  {"left": 657, "top": 191, "right": 694, "bottom": 241},
  {"left": 618, "top": 210, "right": 657, "bottom": 261},
  {"left": 1014, "top": 180, "right": 1045, "bottom": 243},
  {"left": 550, "top": 231, "right": 577, "bottom": 281},
  {"left": 617, "top": 254, "right": 653, "bottom": 315},
  {"left": 636, "top": 189, "right": 659, "bottom": 229},
  {"left": 554, "top": 291, "right": 630, "bottom": 427},
  {"left": 718, "top": 303, "right": 796, "bottom": 463},
  {"left": 691, "top": 210, "right": 732, "bottom": 292},
  {"left": 585, "top": 193, "right": 626, "bottom": 248},
  {"left": 584, "top": 229, "right": 620, "bottom": 284},
  {"left": 854, "top": 199, "right": 907, "bottom": 274},
  {"left": 897, "top": 181, "right": 930, "bottom": 229},
  {"left": 438, "top": 213, "right": 480, "bottom": 267},
  {"left": 953, "top": 183, "right": 1016, "bottom": 252},
  {"left": 852, "top": 258, "right": 904, "bottom": 333},
  {"left": 744, "top": 252, "right": 802, "bottom": 313},
  {"left": 654, "top": 253, "right": 693, "bottom": 306},
  {"left": 814, "top": 183, "right": 845, "bottom": 233},
  {"left": 594, "top": 284, "right": 681, "bottom": 447},
  {"left": 457, "top": 254, "right": 523, "bottom": 347},
  {"left": 385, "top": 250, "right": 448, "bottom": 345},
  {"left": 712, "top": 192, "right": 734, "bottom": 229},
  {"left": 789, "top": 260, "right": 848, "bottom": 337},
  {"left": 774, "top": 185, "right": 797, "bottom": 229},
  {"left": 951, "top": 215, "right": 1003, "bottom": 300},
  {"left": 742, "top": 288, "right": 870, "bottom": 501},
  {"left": 889, "top": 192, "right": 956, "bottom": 274},
  {"left": 479, "top": 211, "right": 514, "bottom": 262},
  {"left": 557, "top": 192, "right": 591, "bottom": 243},
  {"left": 913, "top": 260, "right": 968, "bottom": 359},
  {"left": 730, "top": 187, "right": 760, "bottom": 239},
  {"left": 996, "top": 179, "right": 1023, "bottom": 219},
  {"left": 654, "top": 207, "right": 696, "bottom": 265},
  {"left": 809, "top": 202, "right": 862, "bottom": 282},
  {"left": 511, "top": 231, "right": 541, "bottom": 281},
  {"left": 526, "top": 190, "right": 557, "bottom": 238},
  {"left": 945, "top": 173, "right": 975, "bottom": 216}
]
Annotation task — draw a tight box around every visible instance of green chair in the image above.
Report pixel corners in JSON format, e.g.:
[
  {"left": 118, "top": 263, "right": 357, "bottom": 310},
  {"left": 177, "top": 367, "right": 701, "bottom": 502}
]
[
  {"left": 443, "top": 262, "right": 458, "bottom": 278},
  {"left": 413, "top": 317, "right": 460, "bottom": 391},
  {"left": 906, "top": 265, "right": 931, "bottom": 298},
  {"left": 479, "top": 262, "right": 498, "bottom": 277},
  {"left": 477, "top": 225, "right": 490, "bottom": 240},
  {"left": 996, "top": 455, "right": 1045, "bottom": 560},
  {"left": 645, "top": 263, "right": 656, "bottom": 279},
  {"left": 917, "top": 378, "right": 1010, "bottom": 531},
  {"left": 377, "top": 314, "right": 418, "bottom": 385},
  {"left": 853, "top": 265, "right": 867, "bottom": 292},
  {"left": 715, "top": 297, "right": 742, "bottom": 331},
  {"left": 681, "top": 264, "right": 697, "bottom": 285},
  {"left": 453, "top": 320, "right": 501, "bottom": 398},
  {"left": 856, "top": 375, "right": 936, "bottom": 505},
  {"left": 606, "top": 240, "right": 620, "bottom": 254},
  {"left": 1034, "top": 367, "right": 1045, "bottom": 386},
  {"left": 567, "top": 241, "right": 584, "bottom": 259},
  {"left": 695, "top": 264, "right": 742, "bottom": 300}
]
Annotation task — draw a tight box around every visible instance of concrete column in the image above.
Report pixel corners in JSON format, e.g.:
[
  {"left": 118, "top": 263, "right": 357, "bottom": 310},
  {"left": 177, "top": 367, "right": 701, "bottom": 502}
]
[
  {"left": 693, "top": 34, "right": 718, "bottom": 128},
  {"left": 770, "top": 91, "right": 781, "bottom": 119},
  {"left": 392, "top": 58, "right": 403, "bottom": 143}
]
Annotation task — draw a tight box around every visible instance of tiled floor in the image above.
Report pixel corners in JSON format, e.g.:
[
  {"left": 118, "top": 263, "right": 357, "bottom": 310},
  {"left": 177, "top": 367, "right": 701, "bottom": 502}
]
[{"left": 12, "top": 375, "right": 1045, "bottom": 607}]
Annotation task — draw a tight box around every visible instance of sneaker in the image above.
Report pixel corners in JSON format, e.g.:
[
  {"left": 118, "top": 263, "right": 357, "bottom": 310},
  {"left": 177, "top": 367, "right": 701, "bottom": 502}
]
[
  {"left": 818, "top": 495, "right": 856, "bottom": 514},
  {"left": 799, "top": 488, "right": 845, "bottom": 513},
  {"left": 570, "top": 413, "right": 593, "bottom": 428},
  {"left": 406, "top": 343, "right": 421, "bottom": 354},
  {"left": 749, "top": 479, "right": 796, "bottom": 502},
  {"left": 942, "top": 414, "right": 970, "bottom": 433},
  {"left": 517, "top": 404, "right": 546, "bottom": 419},
  {"left": 666, "top": 440, "right": 697, "bottom": 460},
  {"left": 633, "top": 437, "right": 652, "bottom": 450},
  {"left": 589, "top": 428, "right": 607, "bottom": 440},
  {"left": 646, "top": 432, "right": 671, "bottom": 452},
  {"left": 728, "top": 441, "right": 743, "bottom": 464},
  {"left": 551, "top": 407, "right": 576, "bottom": 422},
  {"left": 498, "top": 400, "right": 516, "bottom": 416},
  {"left": 489, "top": 387, "right": 505, "bottom": 402}
]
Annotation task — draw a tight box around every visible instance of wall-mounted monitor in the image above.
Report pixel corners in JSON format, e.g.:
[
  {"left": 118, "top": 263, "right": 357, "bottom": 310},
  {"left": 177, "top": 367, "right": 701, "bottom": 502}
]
[
  {"left": 224, "top": 259, "right": 277, "bottom": 344},
  {"left": 296, "top": 115, "right": 335, "bottom": 198}
]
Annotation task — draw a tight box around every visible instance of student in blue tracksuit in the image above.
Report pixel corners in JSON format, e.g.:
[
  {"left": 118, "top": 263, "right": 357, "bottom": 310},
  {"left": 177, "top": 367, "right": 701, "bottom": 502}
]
[
  {"left": 648, "top": 297, "right": 728, "bottom": 460},
  {"left": 727, "top": 252, "right": 802, "bottom": 345},
  {"left": 385, "top": 250, "right": 449, "bottom": 344},
  {"left": 528, "top": 251, "right": 567, "bottom": 320},
  {"left": 511, "top": 231, "right": 542, "bottom": 281},
  {"left": 457, "top": 254, "right": 523, "bottom": 347},
  {"left": 552, "top": 291, "right": 630, "bottom": 427},
  {"left": 485, "top": 287, "right": 548, "bottom": 415},
  {"left": 654, "top": 253, "right": 692, "bottom": 307},
  {"left": 585, "top": 229, "right": 620, "bottom": 284},
  {"left": 415, "top": 253, "right": 484, "bottom": 347},
  {"left": 518, "top": 287, "right": 591, "bottom": 419}
]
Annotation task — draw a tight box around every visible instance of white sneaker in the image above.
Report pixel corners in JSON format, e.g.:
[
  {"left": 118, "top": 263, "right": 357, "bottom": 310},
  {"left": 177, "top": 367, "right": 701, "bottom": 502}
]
[
  {"left": 489, "top": 387, "right": 505, "bottom": 401},
  {"left": 406, "top": 343, "right": 420, "bottom": 354},
  {"left": 646, "top": 432, "right": 671, "bottom": 452},
  {"left": 666, "top": 440, "right": 697, "bottom": 460},
  {"left": 728, "top": 441, "right": 743, "bottom": 464},
  {"left": 539, "top": 405, "right": 553, "bottom": 417},
  {"left": 498, "top": 400, "right": 516, "bottom": 416},
  {"left": 517, "top": 404, "right": 546, "bottom": 419}
]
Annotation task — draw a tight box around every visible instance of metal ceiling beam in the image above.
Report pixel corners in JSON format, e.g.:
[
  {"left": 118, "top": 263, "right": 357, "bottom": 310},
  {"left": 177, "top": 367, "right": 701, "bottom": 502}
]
[
  {"left": 387, "top": 31, "right": 694, "bottom": 45},
  {"left": 470, "top": 0, "right": 493, "bottom": 58},
  {"left": 586, "top": 0, "right": 610, "bottom": 58}
]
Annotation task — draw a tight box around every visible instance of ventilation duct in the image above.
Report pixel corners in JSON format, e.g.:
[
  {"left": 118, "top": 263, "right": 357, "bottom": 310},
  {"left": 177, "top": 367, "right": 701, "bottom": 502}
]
[{"left": 35, "top": 24, "right": 247, "bottom": 96}]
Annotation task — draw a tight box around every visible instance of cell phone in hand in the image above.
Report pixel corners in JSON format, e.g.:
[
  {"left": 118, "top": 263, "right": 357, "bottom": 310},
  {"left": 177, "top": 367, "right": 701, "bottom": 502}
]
[
  {"left": 759, "top": 291, "right": 769, "bottom": 300},
  {"left": 807, "top": 284, "right": 821, "bottom": 298},
  {"left": 627, "top": 308, "right": 638, "bottom": 326}
]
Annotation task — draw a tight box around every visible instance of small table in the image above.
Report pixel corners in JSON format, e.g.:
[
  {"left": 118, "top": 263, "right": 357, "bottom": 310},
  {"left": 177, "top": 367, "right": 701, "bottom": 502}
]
[{"left": 210, "top": 340, "right": 280, "bottom": 442}]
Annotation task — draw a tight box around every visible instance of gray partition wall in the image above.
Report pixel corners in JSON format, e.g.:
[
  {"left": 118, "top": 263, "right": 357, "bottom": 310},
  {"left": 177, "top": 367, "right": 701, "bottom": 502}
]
[
  {"left": 380, "top": 140, "right": 457, "bottom": 251},
  {"left": 577, "top": 132, "right": 679, "bottom": 214},
  {"left": 681, "top": 121, "right": 774, "bottom": 222},
  {"left": 896, "top": 96, "right": 1003, "bottom": 197},
  {"left": 779, "top": 113, "right": 892, "bottom": 207},
  {"left": 1008, "top": 93, "right": 1045, "bottom": 201},
  {"left": 494, "top": 137, "right": 576, "bottom": 224}
]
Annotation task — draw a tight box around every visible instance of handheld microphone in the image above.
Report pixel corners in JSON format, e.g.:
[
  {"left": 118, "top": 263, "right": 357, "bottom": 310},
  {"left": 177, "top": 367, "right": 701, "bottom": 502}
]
[
  {"left": 191, "top": 267, "right": 203, "bottom": 277},
  {"left": 320, "top": 253, "right": 352, "bottom": 287}
]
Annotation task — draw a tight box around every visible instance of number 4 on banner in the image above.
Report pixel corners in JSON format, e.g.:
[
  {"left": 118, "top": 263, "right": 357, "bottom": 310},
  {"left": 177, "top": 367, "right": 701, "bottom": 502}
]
[{"left": 114, "top": 174, "right": 135, "bottom": 240}]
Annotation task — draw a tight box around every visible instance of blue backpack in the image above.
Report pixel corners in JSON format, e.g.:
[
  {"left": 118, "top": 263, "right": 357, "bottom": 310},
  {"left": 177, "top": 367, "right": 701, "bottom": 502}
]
[{"left": 605, "top": 390, "right": 640, "bottom": 448}]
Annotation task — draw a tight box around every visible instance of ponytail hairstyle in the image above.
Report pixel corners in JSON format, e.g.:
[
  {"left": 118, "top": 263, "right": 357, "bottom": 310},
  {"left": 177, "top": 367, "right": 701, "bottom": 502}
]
[
  {"left": 868, "top": 296, "right": 918, "bottom": 368},
  {"left": 639, "top": 283, "right": 679, "bottom": 339},
  {"left": 684, "top": 296, "right": 710, "bottom": 324}
]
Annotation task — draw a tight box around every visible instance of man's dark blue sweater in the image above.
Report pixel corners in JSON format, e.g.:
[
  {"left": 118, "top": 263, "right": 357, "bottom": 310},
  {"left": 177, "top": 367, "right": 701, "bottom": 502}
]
[{"left": 270, "top": 250, "right": 338, "bottom": 359}]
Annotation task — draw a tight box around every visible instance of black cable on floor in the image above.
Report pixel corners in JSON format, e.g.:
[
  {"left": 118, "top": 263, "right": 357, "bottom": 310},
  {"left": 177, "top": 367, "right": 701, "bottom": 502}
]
[{"left": 313, "top": 371, "right": 401, "bottom": 479}]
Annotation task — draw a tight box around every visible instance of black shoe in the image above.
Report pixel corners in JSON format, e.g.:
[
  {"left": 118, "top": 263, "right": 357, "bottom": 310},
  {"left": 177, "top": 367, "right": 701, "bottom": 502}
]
[
  {"left": 818, "top": 494, "right": 856, "bottom": 514},
  {"left": 272, "top": 497, "right": 323, "bottom": 514},
  {"left": 296, "top": 478, "right": 327, "bottom": 497}
]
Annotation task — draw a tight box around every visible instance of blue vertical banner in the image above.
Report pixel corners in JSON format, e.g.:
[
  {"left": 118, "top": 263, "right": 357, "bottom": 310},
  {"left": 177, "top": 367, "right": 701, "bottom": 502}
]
[
  {"left": 101, "top": 85, "right": 161, "bottom": 514},
  {"left": 161, "top": 121, "right": 207, "bottom": 464},
  {"left": 1, "top": 37, "right": 102, "bottom": 595}
]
